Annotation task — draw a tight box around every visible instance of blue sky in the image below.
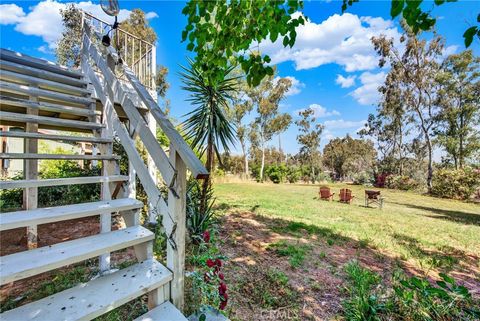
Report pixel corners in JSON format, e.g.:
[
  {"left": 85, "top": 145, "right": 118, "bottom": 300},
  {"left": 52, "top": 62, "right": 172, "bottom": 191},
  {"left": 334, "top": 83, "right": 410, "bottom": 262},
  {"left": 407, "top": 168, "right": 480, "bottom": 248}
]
[{"left": 1, "top": 0, "right": 479, "bottom": 155}]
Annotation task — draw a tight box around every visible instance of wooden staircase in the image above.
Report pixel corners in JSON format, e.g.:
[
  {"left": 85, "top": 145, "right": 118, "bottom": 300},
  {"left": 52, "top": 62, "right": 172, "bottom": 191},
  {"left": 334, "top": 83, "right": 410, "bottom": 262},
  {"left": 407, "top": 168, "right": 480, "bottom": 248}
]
[{"left": 0, "top": 14, "right": 208, "bottom": 321}]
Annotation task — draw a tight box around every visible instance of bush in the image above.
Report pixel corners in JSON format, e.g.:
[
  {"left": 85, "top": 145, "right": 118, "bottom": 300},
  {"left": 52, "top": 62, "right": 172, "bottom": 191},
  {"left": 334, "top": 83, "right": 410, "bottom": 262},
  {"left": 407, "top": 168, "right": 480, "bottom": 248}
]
[
  {"left": 352, "top": 171, "right": 374, "bottom": 185},
  {"left": 265, "top": 164, "right": 288, "bottom": 184},
  {"left": 286, "top": 166, "right": 302, "bottom": 184},
  {"left": 375, "top": 173, "right": 390, "bottom": 188},
  {"left": 431, "top": 168, "right": 480, "bottom": 200},
  {"left": 385, "top": 175, "right": 419, "bottom": 191},
  {"left": 186, "top": 179, "right": 216, "bottom": 241}
]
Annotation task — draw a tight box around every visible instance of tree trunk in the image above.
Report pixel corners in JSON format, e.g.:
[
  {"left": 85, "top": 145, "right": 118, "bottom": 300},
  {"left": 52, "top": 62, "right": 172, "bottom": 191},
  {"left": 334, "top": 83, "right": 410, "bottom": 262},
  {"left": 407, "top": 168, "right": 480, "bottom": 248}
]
[
  {"left": 241, "top": 141, "right": 249, "bottom": 179},
  {"left": 260, "top": 135, "right": 265, "bottom": 182},
  {"left": 426, "top": 136, "right": 433, "bottom": 193}
]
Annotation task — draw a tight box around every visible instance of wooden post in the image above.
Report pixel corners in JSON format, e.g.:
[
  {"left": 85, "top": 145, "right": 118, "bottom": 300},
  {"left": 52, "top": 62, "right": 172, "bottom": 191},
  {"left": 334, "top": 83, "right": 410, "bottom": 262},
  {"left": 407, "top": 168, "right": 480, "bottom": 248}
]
[
  {"left": 166, "top": 144, "right": 187, "bottom": 310},
  {"left": 24, "top": 88, "right": 39, "bottom": 249}
]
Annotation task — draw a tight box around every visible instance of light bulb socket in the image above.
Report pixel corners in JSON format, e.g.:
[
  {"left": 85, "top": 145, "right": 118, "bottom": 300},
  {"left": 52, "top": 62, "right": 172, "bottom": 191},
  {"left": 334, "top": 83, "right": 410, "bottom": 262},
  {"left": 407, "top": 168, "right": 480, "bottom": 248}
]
[{"left": 102, "top": 35, "right": 111, "bottom": 47}]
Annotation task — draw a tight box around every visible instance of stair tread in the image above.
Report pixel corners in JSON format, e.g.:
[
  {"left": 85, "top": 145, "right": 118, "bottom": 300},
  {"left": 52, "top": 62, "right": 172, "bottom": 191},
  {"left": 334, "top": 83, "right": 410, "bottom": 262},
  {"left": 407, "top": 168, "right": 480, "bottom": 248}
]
[
  {"left": 0, "top": 153, "right": 119, "bottom": 160},
  {"left": 0, "top": 49, "right": 83, "bottom": 79},
  {"left": 0, "top": 225, "right": 153, "bottom": 285},
  {"left": 0, "top": 197, "right": 140, "bottom": 230},
  {"left": 134, "top": 301, "right": 188, "bottom": 321},
  {"left": 0, "top": 110, "right": 104, "bottom": 130},
  {"left": 0, "top": 259, "right": 172, "bottom": 321},
  {"left": 0, "top": 175, "right": 128, "bottom": 190},
  {"left": 0, "top": 131, "right": 112, "bottom": 143}
]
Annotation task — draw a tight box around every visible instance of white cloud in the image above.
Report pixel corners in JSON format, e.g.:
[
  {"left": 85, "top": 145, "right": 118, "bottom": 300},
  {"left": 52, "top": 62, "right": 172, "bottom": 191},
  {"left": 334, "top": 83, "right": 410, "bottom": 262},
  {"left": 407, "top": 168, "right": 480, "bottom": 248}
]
[
  {"left": 324, "top": 119, "right": 366, "bottom": 129},
  {"left": 145, "top": 11, "right": 159, "bottom": 19},
  {"left": 350, "top": 71, "right": 386, "bottom": 105},
  {"left": 259, "top": 13, "right": 401, "bottom": 72},
  {"left": 274, "top": 76, "right": 305, "bottom": 96},
  {"left": 0, "top": 4, "right": 25, "bottom": 24},
  {"left": 1, "top": 1, "right": 141, "bottom": 49},
  {"left": 335, "top": 74, "right": 356, "bottom": 88},
  {"left": 37, "top": 45, "right": 53, "bottom": 54}
]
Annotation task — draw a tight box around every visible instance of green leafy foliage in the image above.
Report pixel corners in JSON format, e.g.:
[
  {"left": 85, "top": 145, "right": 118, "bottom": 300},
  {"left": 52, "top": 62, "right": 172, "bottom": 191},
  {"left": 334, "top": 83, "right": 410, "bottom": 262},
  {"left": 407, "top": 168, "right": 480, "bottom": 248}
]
[
  {"left": 186, "top": 178, "right": 217, "bottom": 240},
  {"left": 343, "top": 260, "right": 384, "bottom": 321},
  {"left": 181, "top": 0, "right": 305, "bottom": 86},
  {"left": 385, "top": 174, "right": 420, "bottom": 191},
  {"left": 431, "top": 168, "right": 480, "bottom": 200},
  {"left": 267, "top": 240, "right": 311, "bottom": 268}
]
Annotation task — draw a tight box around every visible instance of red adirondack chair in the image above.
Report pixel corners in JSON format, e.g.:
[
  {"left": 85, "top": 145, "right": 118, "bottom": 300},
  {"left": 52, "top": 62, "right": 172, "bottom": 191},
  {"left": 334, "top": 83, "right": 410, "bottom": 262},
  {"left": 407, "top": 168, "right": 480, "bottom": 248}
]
[
  {"left": 319, "top": 186, "right": 335, "bottom": 201},
  {"left": 339, "top": 188, "right": 355, "bottom": 204}
]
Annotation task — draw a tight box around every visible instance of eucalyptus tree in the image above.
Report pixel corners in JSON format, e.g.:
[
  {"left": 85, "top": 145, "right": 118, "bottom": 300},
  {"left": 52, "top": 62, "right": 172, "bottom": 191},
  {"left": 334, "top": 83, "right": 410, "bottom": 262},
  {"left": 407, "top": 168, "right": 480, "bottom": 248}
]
[
  {"left": 372, "top": 24, "right": 444, "bottom": 192},
  {"left": 247, "top": 75, "right": 292, "bottom": 181},
  {"left": 56, "top": 4, "right": 82, "bottom": 67},
  {"left": 295, "top": 108, "right": 324, "bottom": 182},
  {"left": 435, "top": 50, "right": 480, "bottom": 169}
]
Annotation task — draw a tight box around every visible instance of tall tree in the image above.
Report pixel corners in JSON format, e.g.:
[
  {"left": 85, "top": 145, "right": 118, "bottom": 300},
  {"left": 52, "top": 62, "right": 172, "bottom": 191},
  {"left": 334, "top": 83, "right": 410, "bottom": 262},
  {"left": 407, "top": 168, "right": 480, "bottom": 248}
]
[
  {"left": 232, "top": 101, "right": 253, "bottom": 178},
  {"left": 323, "top": 136, "right": 377, "bottom": 179},
  {"left": 295, "top": 108, "right": 324, "bottom": 182},
  {"left": 435, "top": 50, "right": 480, "bottom": 169},
  {"left": 372, "top": 24, "right": 444, "bottom": 192},
  {"left": 56, "top": 4, "right": 82, "bottom": 67},
  {"left": 247, "top": 74, "right": 292, "bottom": 181}
]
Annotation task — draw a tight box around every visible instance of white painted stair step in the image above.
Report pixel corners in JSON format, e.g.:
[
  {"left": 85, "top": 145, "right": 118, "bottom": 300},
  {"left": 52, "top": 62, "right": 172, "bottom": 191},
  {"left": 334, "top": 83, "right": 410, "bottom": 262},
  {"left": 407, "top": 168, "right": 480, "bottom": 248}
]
[
  {"left": 134, "top": 301, "right": 188, "bottom": 321},
  {"left": 0, "top": 225, "right": 153, "bottom": 285},
  {"left": 0, "top": 197, "right": 140, "bottom": 231},
  {"left": 0, "top": 259, "right": 172, "bottom": 321}
]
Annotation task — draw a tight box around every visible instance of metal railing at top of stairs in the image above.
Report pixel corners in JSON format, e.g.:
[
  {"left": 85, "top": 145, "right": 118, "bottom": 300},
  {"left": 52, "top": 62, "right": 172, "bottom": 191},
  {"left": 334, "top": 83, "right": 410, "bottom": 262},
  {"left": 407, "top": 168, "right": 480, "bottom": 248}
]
[
  {"left": 82, "top": 11, "right": 156, "bottom": 91},
  {"left": 80, "top": 18, "right": 208, "bottom": 311}
]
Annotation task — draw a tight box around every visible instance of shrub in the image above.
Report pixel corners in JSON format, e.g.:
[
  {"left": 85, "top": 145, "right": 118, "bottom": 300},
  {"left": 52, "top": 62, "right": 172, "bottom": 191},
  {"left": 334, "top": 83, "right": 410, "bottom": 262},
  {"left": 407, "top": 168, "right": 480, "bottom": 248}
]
[
  {"left": 385, "top": 175, "right": 419, "bottom": 191},
  {"left": 375, "top": 173, "right": 390, "bottom": 188},
  {"left": 353, "top": 171, "right": 374, "bottom": 185},
  {"left": 431, "top": 168, "right": 480, "bottom": 200},
  {"left": 286, "top": 166, "right": 302, "bottom": 184},
  {"left": 186, "top": 179, "right": 216, "bottom": 241},
  {"left": 265, "top": 164, "right": 288, "bottom": 184}
]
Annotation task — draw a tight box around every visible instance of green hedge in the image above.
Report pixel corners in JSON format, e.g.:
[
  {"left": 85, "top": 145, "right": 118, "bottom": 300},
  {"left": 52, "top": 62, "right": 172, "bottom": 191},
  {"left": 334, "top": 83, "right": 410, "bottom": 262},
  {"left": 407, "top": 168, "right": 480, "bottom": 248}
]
[{"left": 431, "top": 168, "right": 480, "bottom": 200}]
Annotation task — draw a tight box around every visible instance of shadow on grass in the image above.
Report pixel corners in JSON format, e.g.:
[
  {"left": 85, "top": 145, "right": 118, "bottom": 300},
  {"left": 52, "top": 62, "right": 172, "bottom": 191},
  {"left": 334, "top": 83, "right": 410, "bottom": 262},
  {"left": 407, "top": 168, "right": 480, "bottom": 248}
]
[{"left": 393, "top": 203, "right": 480, "bottom": 226}]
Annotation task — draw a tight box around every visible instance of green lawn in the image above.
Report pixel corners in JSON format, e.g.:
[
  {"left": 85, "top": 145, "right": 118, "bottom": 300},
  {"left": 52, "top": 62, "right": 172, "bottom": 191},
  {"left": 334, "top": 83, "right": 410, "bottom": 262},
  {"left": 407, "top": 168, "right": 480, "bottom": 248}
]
[{"left": 215, "top": 182, "right": 480, "bottom": 273}]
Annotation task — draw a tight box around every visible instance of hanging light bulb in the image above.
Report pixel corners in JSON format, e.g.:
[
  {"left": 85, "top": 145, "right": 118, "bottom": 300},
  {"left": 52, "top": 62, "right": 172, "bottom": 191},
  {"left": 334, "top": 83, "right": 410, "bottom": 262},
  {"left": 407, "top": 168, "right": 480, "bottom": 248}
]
[{"left": 100, "top": 0, "right": 119, "bottom": 48}]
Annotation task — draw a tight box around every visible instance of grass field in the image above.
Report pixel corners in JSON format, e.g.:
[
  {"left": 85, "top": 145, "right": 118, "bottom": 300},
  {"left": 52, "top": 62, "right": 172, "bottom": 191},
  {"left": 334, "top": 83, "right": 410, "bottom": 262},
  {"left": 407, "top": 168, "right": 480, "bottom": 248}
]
[{"left": 215, "top": 181, "right": 479, "bottom": 279}]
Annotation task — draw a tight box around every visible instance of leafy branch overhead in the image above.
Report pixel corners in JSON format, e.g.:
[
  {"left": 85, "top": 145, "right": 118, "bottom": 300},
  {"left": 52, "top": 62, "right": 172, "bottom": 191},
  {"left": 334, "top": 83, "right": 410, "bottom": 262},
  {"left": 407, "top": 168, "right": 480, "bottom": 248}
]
[
  {"left": 181, "top": 0, "right": 305, "bottom": 86},
  {"left": 183, "top": 0, "right": 478, "bottom": 88}
]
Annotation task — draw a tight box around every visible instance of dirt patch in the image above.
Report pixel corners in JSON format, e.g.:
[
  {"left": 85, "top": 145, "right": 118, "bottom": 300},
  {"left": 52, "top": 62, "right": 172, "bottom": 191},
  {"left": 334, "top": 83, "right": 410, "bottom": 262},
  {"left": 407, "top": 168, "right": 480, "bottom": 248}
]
[{"left": 218, "top": 211, "right": 480, "bottom": 321}]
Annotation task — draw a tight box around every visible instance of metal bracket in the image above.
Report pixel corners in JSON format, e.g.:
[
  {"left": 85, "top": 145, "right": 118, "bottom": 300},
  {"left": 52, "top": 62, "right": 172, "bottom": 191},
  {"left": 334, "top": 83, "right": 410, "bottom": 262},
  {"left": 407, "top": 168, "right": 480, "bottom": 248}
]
[
  {"left": 168, "top": 222, "right": 177, "bottom": 250},
  {"left": 168, "top": 170, "right": 179, "bottom": 199}
]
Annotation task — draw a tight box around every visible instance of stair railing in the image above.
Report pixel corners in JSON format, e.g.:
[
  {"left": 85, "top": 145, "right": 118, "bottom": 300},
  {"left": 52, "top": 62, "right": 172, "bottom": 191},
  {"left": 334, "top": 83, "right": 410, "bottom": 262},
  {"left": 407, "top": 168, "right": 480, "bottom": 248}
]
[
  {"left": 83, "top": 11, "right": 156, "bottom": 91},
  {"left": 80, "top": 19, "right": 208, "bottom": 311}
]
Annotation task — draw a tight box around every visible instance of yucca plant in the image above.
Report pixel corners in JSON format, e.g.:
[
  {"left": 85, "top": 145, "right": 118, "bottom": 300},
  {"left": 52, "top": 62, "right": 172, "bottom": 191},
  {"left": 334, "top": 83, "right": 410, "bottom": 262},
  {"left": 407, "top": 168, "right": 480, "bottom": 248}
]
[{"left": 180, "top": 59, "right": 237, "bottom": 174}]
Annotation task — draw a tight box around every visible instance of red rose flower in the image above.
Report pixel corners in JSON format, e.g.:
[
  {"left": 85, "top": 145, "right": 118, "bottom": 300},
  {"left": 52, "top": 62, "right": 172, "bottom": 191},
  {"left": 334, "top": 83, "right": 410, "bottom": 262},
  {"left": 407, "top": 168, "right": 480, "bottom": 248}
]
[
  {"left": 206, "top": 259, "right": 215, "bottom": 268},
  {"left": 218, "top": 273, "right": 225, "bottom": 280},
  {"left": 218, "top": 282, "right": 227, "bottom": 295},
  {"left": 202, "top": 230, "right": 210, "bottom": 243},
  {"left": 221, "top": 292, "right": 228, "bottom": 301},
  {"left": 219, "top": 299, "right": 227, "bottom": 310},
  {"left": 215, "top": 259, "right": 222, "bottom": 267}
]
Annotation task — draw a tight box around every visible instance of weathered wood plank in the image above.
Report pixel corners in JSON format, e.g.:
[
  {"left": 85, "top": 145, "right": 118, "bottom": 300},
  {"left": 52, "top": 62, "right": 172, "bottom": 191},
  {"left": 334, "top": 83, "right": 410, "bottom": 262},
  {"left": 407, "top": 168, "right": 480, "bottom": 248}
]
[
  {"left": 0, "top": 198, "right": 141, "bottom": 231},
  {"left": 0, "top": 175, "right": 128, "bottom": 190},
  {"left": 0, "top": 48, "right": 83, "bottom": 79},
  {"left": 0, "top": 130, "right": 112, "bottom": 143},
  {"left": 0, "top": 59, "right": 88, "bottom": 87},
  {"left": 0, "top": 69, "right": 90, "bottom": 96},
  {"left": 0, "top": 96, "right": 96, "bottom": 117},
  {"left": 167, "top": 144, "right": 187, "bottom": 310},
  {"left": 0, "top": 111, "right": 103, "bottom": 130},
  {"left": 83, "top": 35, "right": 175, "bottom": 185},
  {"left": 84, "top": 23, "right": 208, "bottom": 179},
  {"left": 0, "top": 259, "right": 172, "bottom": 321},
  {"left": 0, "top": 153, "right": 119, "bottom": 160},
  {"left": 0, "top": 226, "right": 154, "bottom": 285},
  {"left": 134, "top": 301, "right": 188, "bottom": 321},
  {"left": 0, "top": 81, "right": 93, "bottom": 105},
  {"left": 83, "top": 59, "right": 172, "bottom": 227}
]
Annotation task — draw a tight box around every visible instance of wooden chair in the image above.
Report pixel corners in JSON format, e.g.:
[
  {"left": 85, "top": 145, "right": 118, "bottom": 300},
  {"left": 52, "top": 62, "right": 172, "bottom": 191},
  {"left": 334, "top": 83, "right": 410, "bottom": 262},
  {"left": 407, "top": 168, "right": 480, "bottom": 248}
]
[
  {"left": 319, "top": 186, "right": 335, "bottom": 201},
  {"left": 365, "top": 190, "right": 384, "bottom": 209},
  {"left": 339, "top": 188, "right": 355, "bottom": 204}
]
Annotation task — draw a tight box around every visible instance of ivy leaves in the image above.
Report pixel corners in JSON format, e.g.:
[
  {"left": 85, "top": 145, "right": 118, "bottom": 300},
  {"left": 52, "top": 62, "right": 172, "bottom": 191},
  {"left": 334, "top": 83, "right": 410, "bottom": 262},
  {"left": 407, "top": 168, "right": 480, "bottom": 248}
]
[
  {"left": 463, "top": 14, "right": 480, "bottom": 47},
  {"left": 181, "top": 0, "right": 305, "bottom": 86}
]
